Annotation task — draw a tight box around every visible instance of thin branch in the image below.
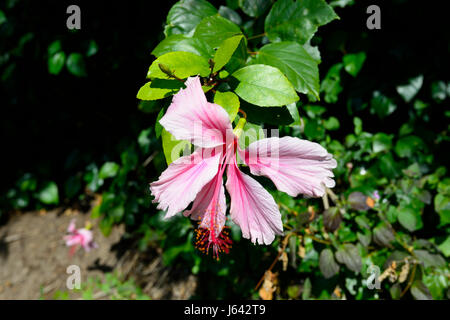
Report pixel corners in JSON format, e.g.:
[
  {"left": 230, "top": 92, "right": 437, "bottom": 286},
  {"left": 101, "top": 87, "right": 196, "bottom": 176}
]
[
  {"left": 142, "top": 151, "right": 158, "bottom": 167},
  {"left": 304, "top": 234, "right": 332, "bottom": 245},
  {"left": 254, "top": 232, "right": 294, "bottom": 291},
  {"left": 400, "top": 263, "right": 417, "bottom": 298},
  {"left": 247, "top": 33, "right": 266, "bottom": 40}
]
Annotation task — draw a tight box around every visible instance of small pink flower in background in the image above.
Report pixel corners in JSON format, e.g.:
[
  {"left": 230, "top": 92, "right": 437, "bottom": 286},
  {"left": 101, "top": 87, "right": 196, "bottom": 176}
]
[
  {"left": 64, "top": 219, "right": 97, "bottom": 255},
  {"left": 372, "top": 190, "right": 380, "bottom": 201},
  {"left": 150, "top": 76, "right": 337, "bottom": 259}
]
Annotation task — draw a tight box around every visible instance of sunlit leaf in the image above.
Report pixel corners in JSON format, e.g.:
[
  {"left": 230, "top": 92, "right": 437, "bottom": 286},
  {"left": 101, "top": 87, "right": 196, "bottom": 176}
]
[
  {"left": 38, "top": 182, "right": 59, "bottom": 205},
  {"left": 343, "top": 52, "right": 366, "bottom": 77},
  {"left": 254, "top": 41, "right": 320, "bottom": 99},
  {"left": 48, "top": 52, "right": 66, "bottom": 75},
  {"left": 152, "top": 34, "right": 214, "bottom": 59},
  {"left": 161, "top": 128, "right": 191, "bottom": 165},
  {"left": 319, "top": 249, "right": 339, "bottom": 278},
  {"left": 396, "top": 75, "right": 423, "bottom": 103},
  {"left": 164, "top": 0, "right": 218, "bottom": 36},
  {"left": 194, "top": 15, "right": 242, "bottom": 48},
  {"left": 214, "top": 91, "right": 240, "bottom": 121},
  {"left": 232, "top": 64, "right": 299, "bottom": 106},
  {"left": 137, "top": 80, "right": 184, "bottom": 100},
  {"left": 213, "top": 35, "right": 244, "bottom": 73},
  {"left": 265, "top": 0, "right": 338, "bottom": 44},
  {"left": 147, "top": 51, "right": 210, "bottom": 79},
  {"left": 66, "top": 53, "right": 87, "bottom": 77}
]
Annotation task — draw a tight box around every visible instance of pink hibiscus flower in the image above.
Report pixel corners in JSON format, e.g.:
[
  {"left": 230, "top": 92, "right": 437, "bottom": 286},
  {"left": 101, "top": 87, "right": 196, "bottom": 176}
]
[
  {"left": 150, "top": 76, "right": 337, "bottom": 259},
  {"left": 64, "top": 219, "right": 97, "bottom": 255}
]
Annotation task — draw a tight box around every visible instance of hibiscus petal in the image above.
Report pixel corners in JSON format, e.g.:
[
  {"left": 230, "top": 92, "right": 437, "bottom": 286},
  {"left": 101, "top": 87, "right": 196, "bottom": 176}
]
[
  {"left": 64, "top": 235, "right": 80, "bottom": 247},
  {"left": 242, "top": 137, "right": 337, "bottom": 198},
  {"left": 67, "top": 219, "right": 76, "bottom": 233},
  {"left": 225, "top": 157, "right": 283, "bottom": 245},
  {"left": 159, "top": 76, "right": 232, "bottom": 148},
  {"left": 77, "top": 229, "right": 94, "bottom": 250},
  {"left": 184, "top": 171, "right": 227, "bottom": 238},
  {"left": 150, "top": 149, "right": 222, "bottom": 219}
]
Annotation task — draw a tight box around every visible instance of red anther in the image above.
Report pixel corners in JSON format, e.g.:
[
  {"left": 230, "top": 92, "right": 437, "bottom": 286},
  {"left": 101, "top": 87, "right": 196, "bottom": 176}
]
[{"left": 194, "top": 226, "right": 232, "bottom": 260}]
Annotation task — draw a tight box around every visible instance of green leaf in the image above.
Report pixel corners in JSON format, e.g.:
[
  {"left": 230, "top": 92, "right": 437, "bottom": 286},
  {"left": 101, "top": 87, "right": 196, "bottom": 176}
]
[
  {"left": 437, "top": 236, "right": 450, "bottom": 257},
  {"left": 355, "top": 216, "right": 371, "bottom": 230},
  {"left": 99, "top": 162, "right": 120, "bottom": 179},
  {"left": 161, "top": 128, "right": 191, "bottom": 165},
  {"left": 304, "top": 118, "right": 325, "bottom": 140},
  {"left": 410, "top": 280, "right": 433, "bottom": 300},
  {"left": 319, "top": 249, "right": 340, "bottom": 278},
  {"left": 155, "top": 108, "right": 165, "bottom": 139},
  {"left": 437, "top": 177, "right": 450, "bottom": 195},
  {"left": 38, "top": 182, "right": 59, "bottom": 205},
  {"left": 324, "top": 116, "right": 340, "bottom": 130},
  {"left": 241, "top": 102, "right": 295, "bottom": 125},
  {"left": 396, "top": 75, "right": 423, "bottom": 103},
  {"left": 302, "top": 278, "right": 312, "bottom": 300},
  {"left": 330, "top": 0, "right": 355, "bottom": 8},
  {"left": 434, "top": 194, "right": 450, "bottom": 226},
  {"left": 237, "top": 121, "right": 265, "bottom": 149},
  {"left": 232, "top": 64, "right": 299, "bottom": 106},
  {"left": 138, "top": 100, "right": 160, "bottom": 113},
  {"left": 413, "top": 250, "right": 446, "bottom": 268},
  {"left": 86, "top": 40, "right": 98, "bottom": 57},
  {"left": 378, "top": 152, "right": 399, "bottom": 179},
  {"left": 99, "top": 216, "right": 113, "bottom": 237},
  {"left": 423, "top": 272, "right": 448, "bottom": 300},
  {"left": 286, "top": 103, "right": 301, "bottom": 127},
  {"left": 394, "top": 135, "right": 424, "bottom": 158},
  {"left": 357, "top": 230, "right": 371, "bottom": 247},
  {"left": 343, "top": 52, "right": 366, "bottom": 77},
  {"left": 254, "top": 41, "right": 320, "bottom": 99},
  {"left": 0, "top": 10, "right": 7, "bottom": 26},
  {"left": 373, "top": 222, "right": 395, "bottom": 248},
  {"left": 193, "top": 15, "right": 242, "bottom": 48},
  {"left": 370, "top": 91, "right": 397, "bottom": 118},
  {"left": 390, "top": 283, "right": 402, "bottom": 300},
  {"left": 213, "top": 35, "right": 244, "bottom": 73},
  {"left": 265, "top": 0, "right": 338, "bottom": 45},
  {"left": 48, "top": 52, "right": 66, "bottom": 75},
  {"left": 431, "top": 81, "right": 447, "bottom": 103},
  {"left": 137, "top": 80, "right": 184, "bottom": 101},
  {"left": 66, "top": 53, "right": 87, "bottom": 77},
  {"left": 335, "top": 244, "right": 362, "bottom": 273},
  {"left": 218, "top": 6, "right": 242, "bottom": 25},
  {"left": 214, "top": 91, "right": 240, "bottom": 121},
  {"left": 151, "top": 34, "right": 214, "bottom": 59},
  {"left": 17, "top": 174, "right": 37, "bottom": 192},
  {"left": 398, "top": 205, "right": 423, "bottom": 232},
  {"left": 372, "top": 132, "right": 393, "bottom": 153},
  {"left": 348, "top": 191, "right": 369, "bottom": 211},
  {"left": 138, "top": 128, "right": 152, "bottom": 153},
  {"left": 47, "top": 40, "right": 62, "bottom": 56},
  {"left": 322, "top": 207, "right": 342, "bottom": 232},
  {"left": 121, "top": 147, "right": 138, "bottom": 172},
  {"left": 147, "top": 51, "right": 210, "bottom": 79},
  {"left": 164, "top": 0, "right": 218, "bottom": 36},
  {"left": 320, "top": 63, "right": 343, "bottom": 103},
  {"left": 239, "top": 0, "right": 272, "bottom": 17},
  {"left": 65, "top": 175, "right": 81, "bottom": 199},
  {"left": 84, "top": 164, "right": 103, "bottom": 192},
  {"left": 224, "top": 36, "right": 247, "bottom": 74},
  {"left": 303, "top": 42, "right": 321, "bottom": 64}
]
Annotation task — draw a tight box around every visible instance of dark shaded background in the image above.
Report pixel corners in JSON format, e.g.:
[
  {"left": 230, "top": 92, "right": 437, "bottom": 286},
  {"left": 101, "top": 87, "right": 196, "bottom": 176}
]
[{"left": 1, "top": 0, "right": 449, "bottom": 198}]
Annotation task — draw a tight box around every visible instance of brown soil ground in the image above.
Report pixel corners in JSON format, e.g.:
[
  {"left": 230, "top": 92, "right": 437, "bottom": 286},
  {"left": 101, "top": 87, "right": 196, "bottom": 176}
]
[{"left": 0, "top": 207, "right": 197, "bottom": 300}]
